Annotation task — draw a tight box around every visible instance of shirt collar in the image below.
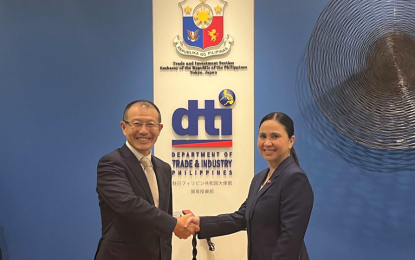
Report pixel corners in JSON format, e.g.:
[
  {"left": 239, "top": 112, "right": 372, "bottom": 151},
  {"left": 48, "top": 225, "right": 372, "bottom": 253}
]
[{"left": 125, "top": 141, "right": 152, "bottom": 165}]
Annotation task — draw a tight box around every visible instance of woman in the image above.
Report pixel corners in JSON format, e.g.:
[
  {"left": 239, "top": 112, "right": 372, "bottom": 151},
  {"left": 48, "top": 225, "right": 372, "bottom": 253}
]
[{"left": 185, "top": 112, "right": 314, "bottom": 260}]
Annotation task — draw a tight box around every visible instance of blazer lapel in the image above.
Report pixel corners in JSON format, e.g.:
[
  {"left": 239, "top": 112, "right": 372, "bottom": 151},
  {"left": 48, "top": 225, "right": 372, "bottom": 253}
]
[
  {"left": 256, "top": 176, "right": 275, "bottom": 197},
  {"left": 120, "top": 144, "right": 155, "bottom": 205},
  {"left": 256, "top": 157, "right": 294, "bottom": 197},
  {"left": 247, "top": 169, "right": 268, "bottom": 220},
  {"left": 247, "top": 156, "right": 296, "bottom": 220}
]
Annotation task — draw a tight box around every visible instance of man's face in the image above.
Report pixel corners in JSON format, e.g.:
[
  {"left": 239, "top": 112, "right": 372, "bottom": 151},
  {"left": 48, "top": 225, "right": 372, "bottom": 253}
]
[{"left": 121, "top": 104, "right": 163, "bottom": 156}]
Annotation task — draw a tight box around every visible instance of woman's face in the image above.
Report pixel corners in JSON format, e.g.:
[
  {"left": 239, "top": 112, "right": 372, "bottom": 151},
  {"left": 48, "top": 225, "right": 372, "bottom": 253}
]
[{"left": 257, "top": 119, "right": 295, "bottom": 166}]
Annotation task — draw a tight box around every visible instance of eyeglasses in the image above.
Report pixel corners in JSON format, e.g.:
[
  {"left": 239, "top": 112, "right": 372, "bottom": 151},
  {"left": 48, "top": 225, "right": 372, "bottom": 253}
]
[{"left": 124, "top": 120, "right": 160, "bottom": 130}]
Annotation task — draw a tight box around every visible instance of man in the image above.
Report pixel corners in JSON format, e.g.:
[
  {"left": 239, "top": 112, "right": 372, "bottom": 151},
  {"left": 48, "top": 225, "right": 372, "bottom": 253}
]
[{"left": 95, "top": 100, "right": 198, "bottom": 260}]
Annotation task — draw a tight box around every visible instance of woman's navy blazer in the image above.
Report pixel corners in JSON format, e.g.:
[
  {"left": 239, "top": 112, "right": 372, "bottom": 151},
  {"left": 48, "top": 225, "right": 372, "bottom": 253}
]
[{"left": 198, "top": 156, "right": 314, "bottom": 260}]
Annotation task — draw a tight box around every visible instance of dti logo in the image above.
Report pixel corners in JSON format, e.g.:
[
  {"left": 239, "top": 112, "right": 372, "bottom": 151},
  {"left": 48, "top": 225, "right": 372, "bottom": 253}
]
[
  {"left": 171, "top": 93, "right": 234, "bottom": 147},
  {"left": 173, "top": 100, "right": 232, "bottom": 135}
]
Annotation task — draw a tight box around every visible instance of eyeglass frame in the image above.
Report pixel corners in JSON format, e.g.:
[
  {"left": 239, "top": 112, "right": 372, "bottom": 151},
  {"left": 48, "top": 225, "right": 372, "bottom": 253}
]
[{"left": 123, "top": 120, "right": 161, "bottom": 130}]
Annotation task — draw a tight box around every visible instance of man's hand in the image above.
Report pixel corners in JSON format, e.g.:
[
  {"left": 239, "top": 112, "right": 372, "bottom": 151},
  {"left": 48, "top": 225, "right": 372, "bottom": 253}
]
[
  {"left": 184, "top": 215, "right": 200, "bottom": 228},
  {"left": 173, "top": 214, "right": 200, "bottom": 239}
]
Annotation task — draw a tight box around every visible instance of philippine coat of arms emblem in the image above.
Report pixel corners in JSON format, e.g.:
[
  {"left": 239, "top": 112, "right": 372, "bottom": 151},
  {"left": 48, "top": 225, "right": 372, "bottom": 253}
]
[{"left": 173, "top": 0, "right": 234, "bottom": 58}]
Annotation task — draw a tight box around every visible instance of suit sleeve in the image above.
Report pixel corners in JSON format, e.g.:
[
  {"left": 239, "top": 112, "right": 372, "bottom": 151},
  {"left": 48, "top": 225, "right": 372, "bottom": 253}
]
[
  {"left": 97, "top": 154, "right": 177, "bottom": 239},
  {"left": 273, "top": 171, "right": 314, "bottom": 260},
  {"left": 197, "top": 173, "right": 263, "bottom": 239},
  {"left": 197, "top": 200, "right": 247, "bottom": 239}
]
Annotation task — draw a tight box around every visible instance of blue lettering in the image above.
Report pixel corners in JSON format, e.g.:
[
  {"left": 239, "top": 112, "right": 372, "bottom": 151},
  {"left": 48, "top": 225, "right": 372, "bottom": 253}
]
[{"left": 172, "top": 100, "right": 232, "bottom": 136}]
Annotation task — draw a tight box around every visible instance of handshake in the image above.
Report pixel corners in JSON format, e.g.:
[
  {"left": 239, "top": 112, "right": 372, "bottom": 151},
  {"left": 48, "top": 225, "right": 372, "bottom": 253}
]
[{"left": 173, "top": 214, "right": 200, "bottom": 239}]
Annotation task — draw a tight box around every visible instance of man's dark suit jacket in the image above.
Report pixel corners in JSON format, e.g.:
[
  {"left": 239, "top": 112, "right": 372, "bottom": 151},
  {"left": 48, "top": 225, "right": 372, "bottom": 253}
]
[
  {"left": 198, "top": 156, "right": 314, "bottom": 260},
  {"left": 95, "top": 144, "right": 177, "bottom": 260}
]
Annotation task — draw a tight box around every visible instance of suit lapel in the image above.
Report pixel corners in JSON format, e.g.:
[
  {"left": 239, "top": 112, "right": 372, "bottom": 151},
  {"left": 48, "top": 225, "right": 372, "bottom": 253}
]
[
  {"left": 251, "top": 170, "right": 266, "bottom": 195},
  {"left": 247, "top": 156, "right": 295, "bottom": 220},
  {"left": 247, "top": 169, "right": 267, "bottom": 220},
  {"left": 120, "top": 144, "right": 155, "bottom": 206},
  {"left": 256, "top": 176, "right": 275, "bottom": 197}
]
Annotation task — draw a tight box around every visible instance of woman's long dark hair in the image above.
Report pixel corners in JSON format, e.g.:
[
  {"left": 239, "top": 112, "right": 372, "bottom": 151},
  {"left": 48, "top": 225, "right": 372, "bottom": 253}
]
[{"left": 259, "top": 112, "right": 299, "bottom": 165}]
